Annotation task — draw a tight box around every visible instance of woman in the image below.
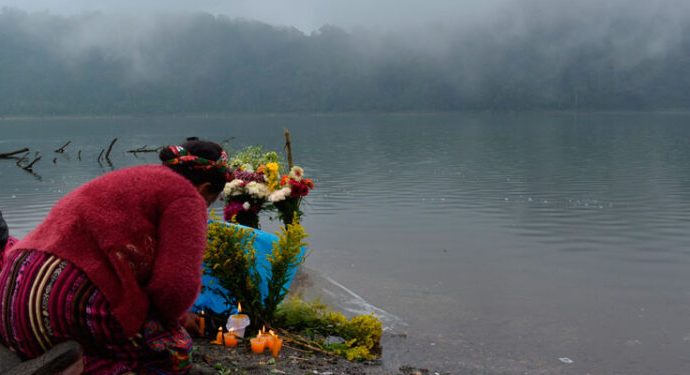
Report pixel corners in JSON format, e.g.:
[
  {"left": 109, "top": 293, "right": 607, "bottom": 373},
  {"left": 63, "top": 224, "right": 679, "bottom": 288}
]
[
  {"left": 0, "top": 210, "right": 7, "bottom": 254},
  {"left": 0, "top": 210, "right": 18, "bottom": 269},
  {"left": 0, "top": 138, "right": 228, "bottom": 374}
]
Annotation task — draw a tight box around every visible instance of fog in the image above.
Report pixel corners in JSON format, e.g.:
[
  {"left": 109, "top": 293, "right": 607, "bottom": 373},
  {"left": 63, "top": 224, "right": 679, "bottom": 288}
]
[
  {"left": 0, "top": 0, "right": 514, "bottom": 32},
  {"left": 0, "top": 0, "right": 688, "bottom": 113}
]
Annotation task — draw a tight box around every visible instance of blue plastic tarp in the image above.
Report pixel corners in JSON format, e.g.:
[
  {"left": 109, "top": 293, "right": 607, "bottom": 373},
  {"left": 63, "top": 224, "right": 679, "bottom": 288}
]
[{"left": 193, "top": 222, "right": 306, "bottom": 315}]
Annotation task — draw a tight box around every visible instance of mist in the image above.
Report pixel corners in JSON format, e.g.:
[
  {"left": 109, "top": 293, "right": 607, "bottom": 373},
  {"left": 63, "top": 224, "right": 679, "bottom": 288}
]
[{"left": 0, "top": 0, "right": 688, "bottom": 114}]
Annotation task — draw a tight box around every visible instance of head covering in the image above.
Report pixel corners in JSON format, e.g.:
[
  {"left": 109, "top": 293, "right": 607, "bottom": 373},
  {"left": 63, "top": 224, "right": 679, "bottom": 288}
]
[
  {"left": 0, "top": 210, "right": 8, "bottom": 250},
  {"left": 163, "top": 145, "right": 229, "bottom": 175}
]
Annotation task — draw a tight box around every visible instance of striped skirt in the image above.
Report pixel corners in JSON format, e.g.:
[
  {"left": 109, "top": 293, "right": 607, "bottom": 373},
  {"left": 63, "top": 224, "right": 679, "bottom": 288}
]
[{"left": 0, "top": 249, "right": 192, "bottom": 374}]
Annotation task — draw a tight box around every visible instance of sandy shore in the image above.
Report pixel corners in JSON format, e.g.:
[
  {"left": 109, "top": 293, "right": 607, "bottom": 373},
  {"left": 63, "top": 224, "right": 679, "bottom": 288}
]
[{"left": 192, "top": 339, "right": 446, "bottom": 375}]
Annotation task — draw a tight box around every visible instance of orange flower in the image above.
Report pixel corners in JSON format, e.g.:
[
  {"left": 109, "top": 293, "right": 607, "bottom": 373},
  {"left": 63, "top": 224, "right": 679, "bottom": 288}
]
[
  {"left": 304, "top": 178, "right": 315, "bottom": 189},
  {"left": 280, "top": 175, "right": 290, "bottom": 186}
]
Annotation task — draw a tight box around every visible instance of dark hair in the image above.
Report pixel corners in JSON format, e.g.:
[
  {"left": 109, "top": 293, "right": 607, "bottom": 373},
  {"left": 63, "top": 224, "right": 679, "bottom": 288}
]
[
  {"left": 159, "top": 138, "right": 227, "bottom": 194},
  {"left": 0, "top": 210, "right": 8, "bottom": 250}
]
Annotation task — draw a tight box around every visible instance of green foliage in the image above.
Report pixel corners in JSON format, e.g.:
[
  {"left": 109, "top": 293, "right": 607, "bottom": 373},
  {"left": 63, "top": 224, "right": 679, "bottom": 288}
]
[
  {"left": 229, "top": 146, "right": 283, "bottom": 172},
  {"left": 264, "top": 222, "right": 308, "bottom": 322},
  {"left": 204, "top": 221, "right": 263, "bottom": 320},
  {"left": 204, "top": 220, "right": 307, "bottom": 327},
  {"left": 274, "top": 298, "right": 383, "bottom": 361}
]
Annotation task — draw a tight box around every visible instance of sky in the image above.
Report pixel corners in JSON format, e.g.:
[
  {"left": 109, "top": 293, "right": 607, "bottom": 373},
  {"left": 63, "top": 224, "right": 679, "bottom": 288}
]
[{"left": 0, "top": 0, "right": 513, "bottom": 32}]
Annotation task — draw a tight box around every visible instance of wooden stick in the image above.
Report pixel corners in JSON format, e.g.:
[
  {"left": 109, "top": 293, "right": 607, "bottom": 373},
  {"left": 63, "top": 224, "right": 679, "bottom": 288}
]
[
  {"left": 284, "top": 128, "right": 293, "bottom": 169},
  {"left": 54, "top": 141, "right": 71, "bottom": 153},
  {"left": 126, "top": 145, "right": 162, "bottom": 153},
  {"left": 0, "top": 148, "right": 29, "bottom": 159},
  {"left": 105, "top": 138, "right": 117, "bottom": 161},
  {"left": 23, "top": 155, "right": 42, "bottom": 171},
  {"left": 277, "top": 328, "right": 337, "bottom": 357},
  {"left": 14, "top": 153, "right": 29, "bottom": 166}
]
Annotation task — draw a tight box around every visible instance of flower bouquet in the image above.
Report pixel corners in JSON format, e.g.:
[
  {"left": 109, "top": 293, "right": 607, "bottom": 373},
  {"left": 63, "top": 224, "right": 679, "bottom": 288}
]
[
  {"left": 223, "top": 169, "right": 270, "bottom": 228},
  {"left": 269, "top": 166, "right": 315, "bottom": 226},
  {"left": 223, "top": 146, "right": 314, "bottom": 228}
]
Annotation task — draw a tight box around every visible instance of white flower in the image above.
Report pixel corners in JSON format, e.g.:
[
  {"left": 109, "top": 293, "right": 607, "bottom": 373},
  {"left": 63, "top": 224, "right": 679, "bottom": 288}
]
[
  {"left": 288, "top": 166, "right": 304, "bottom": 182},
  {"left": 245, "top": 181, "right": 269, "bottom": 199},
  {"left": 268, "top": 187, "right": 292, "bottom": 202},
  {"left": 242, "top": 202, "right": 251, "bottom": 210},
  {"left": 223, "top": 179, "right": 246, "bottom": 197}
]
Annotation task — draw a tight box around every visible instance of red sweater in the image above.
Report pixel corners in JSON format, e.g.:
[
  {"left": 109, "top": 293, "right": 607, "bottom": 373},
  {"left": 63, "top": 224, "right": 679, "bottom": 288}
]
[{"left": 9, "top": 165, "right": 208, "bottom": 336}]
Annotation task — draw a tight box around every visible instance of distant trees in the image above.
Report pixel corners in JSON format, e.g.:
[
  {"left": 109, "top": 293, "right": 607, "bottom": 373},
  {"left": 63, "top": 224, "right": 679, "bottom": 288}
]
[{"left": 0, "top": 6, "right": 688, "bottom": 115}]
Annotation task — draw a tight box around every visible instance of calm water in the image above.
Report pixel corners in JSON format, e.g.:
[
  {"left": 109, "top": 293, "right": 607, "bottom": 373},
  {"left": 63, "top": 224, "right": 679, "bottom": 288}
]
[{"left": 2, "top": 112, "right": 690, "bottom": 374}]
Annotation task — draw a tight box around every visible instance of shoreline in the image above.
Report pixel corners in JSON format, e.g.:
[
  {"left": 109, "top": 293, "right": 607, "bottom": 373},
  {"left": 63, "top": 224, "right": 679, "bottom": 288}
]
[
  {"left": 2, "top": 109, "right": 690, "bottom": 122},
  {"left": 191, "top": 339, "right": 443, "bottom": 375}
]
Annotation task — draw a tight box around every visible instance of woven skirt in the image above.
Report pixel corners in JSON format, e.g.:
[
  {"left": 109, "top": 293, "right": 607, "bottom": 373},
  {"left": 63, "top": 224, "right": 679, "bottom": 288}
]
[{"left": 0, "top": 249, "right": 192, "bottom": 374}]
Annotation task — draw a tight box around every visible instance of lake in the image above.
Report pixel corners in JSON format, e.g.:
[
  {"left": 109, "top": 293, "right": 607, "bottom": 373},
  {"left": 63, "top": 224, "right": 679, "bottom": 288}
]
[{"left": 2, "top": 112, "right": 690, "bottom": 374}]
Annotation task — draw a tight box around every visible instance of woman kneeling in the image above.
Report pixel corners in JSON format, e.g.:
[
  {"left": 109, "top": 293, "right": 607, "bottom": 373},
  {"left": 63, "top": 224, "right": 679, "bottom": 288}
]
[{"left": 0, "top": 139, "right": 228, "bottom": 374}]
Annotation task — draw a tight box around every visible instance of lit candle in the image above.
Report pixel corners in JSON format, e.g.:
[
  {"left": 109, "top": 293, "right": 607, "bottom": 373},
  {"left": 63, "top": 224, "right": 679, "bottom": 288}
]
[
  {"left": 212, "top": 327, "right": 223, "bottom": 345},
  {"left": 223, "top": 331, "right": 238, "bottom": 347},
  {"left": 269, "top": 332, "right": 283, "bottom": 358},
  {"left": 198, "top": 310, "right": 206, "bottom": 337},
  {"left": 259, "top": 326, "right": 273, "bottom": 350},
  {"left": 226, "top": 303, "right": 251, "bottom": 338},
  {"left": 250, "top": 336, "right": 266, "bottom": 354}
]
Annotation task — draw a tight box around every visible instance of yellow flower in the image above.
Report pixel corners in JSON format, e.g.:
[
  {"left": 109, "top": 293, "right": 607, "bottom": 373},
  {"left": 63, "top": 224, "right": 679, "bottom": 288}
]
[{"left": 265, "top": 162, "right": 281, "bottom": 190}]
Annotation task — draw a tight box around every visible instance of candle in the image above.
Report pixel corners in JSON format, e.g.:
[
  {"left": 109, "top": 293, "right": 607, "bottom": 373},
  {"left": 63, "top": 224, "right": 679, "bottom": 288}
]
[
  {"left": 250, "top": 337, "right": 266, "bottom": 354},
  {"left": 223, "top": 331, "right": 238, "bottom": 347},
  {"left": 226, "top": 303, "right": 251, "bottom": 338},
  {"left": 212, "top": 327, "right": 223, "bottom": 345},
  {"left": 270, "top": 334, "right": 283, "bottom": 358},
  {"left": 259, "top": 326, "right": 273, "bottom": 350},
  {"left": 198, "top": 310, "right": 206, "bottom": 337}
]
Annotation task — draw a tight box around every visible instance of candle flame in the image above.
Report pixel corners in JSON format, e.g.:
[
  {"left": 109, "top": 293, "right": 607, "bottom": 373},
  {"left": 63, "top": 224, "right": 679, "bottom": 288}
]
[
  {"left": 262, "top": 325, "right": 266, "bottom": 334},
  {"left": 269, "top": 329, "right": 276, "bottom": 337},
  {"left": 237, "top": 302, "right": 242, "bottom": 313},
  {"left": 217, "top": 327, "right": 222, "bottom": 332}
]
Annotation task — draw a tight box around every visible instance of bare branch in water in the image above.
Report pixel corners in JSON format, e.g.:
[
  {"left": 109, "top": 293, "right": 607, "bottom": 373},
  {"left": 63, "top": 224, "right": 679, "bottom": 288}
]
[
  {"left": 54, "top": 141, "right": 71, "bottom": 153},
  {"left": 105, "top": 138, "right": 118, "bottom": 162},
  {"left": 0, "top": 148, "right": 30, "bottom": 159},
  {"left": 127, "top": 145, "right": 162, "bottom": 154},
  {"left": 22, "top": 154, "right": 42, "bottom": 171}
]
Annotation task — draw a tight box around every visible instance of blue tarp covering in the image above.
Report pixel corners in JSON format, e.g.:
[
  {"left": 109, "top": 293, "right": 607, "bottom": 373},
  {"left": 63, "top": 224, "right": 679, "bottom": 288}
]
[{"left": 193, "top": 222, "right": 306, "bottom": 315}]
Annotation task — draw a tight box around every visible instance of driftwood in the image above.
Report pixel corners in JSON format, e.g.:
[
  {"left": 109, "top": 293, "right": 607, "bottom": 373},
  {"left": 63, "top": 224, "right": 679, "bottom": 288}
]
[
  {"left": 22, "top": 155, "right": 42, "bottom": 171},
  {"left": 54, "top": 141, "right": 71, "bottom": 153},
  {"left": 127, "top": 145, "right": 162, "bottom": 154},
  {"left": 0, "top": 148, "right": 29, "bottom": 159},
  {"left": 104, "top": 138, "right": 117, "bottom": 162},
  {"left": 277, "top": 328, "right": 338, "bottom": 357},
  {"left": 14, "top": 153, "right": 29, "bottom": 166},
  {"left": 284, "top": 128, "right": 293, "bottom": 169}
]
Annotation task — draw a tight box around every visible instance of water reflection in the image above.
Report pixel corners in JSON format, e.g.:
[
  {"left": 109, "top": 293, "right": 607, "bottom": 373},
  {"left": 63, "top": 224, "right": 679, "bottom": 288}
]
[{"left": 2, "top": 112, "right": 690, "bottom": 373}]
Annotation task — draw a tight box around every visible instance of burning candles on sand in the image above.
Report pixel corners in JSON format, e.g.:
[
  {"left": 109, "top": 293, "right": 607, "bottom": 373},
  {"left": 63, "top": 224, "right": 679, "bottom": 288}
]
[
  {"left": 212, "top": 327, "right": 223, "bottom": 345},
  {"left": 226, "top": 303, "right": 251, "bottom": 338},
  {"left": 223, "top": 330, "right": 238, "bottom": 347},
  {"left": 198, "top": 310, "right": 206, "bottom": 337},
  {"left": 211, "top": 327, "right": 238, "bottom": 347},
  {"left": 250, "top": 336, "right": 266, "bottom": 354},
  {"left": 252, "top": 327, "right": 283, "bottom": 357},
  {"left": 268, "top": 331, "right": 283, "bottom": 358}
]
